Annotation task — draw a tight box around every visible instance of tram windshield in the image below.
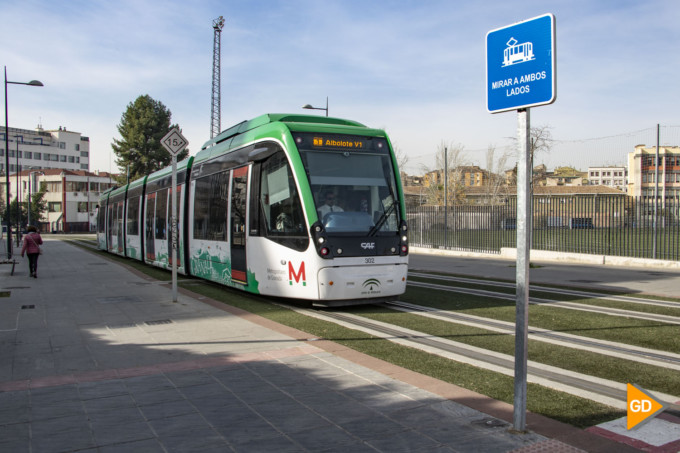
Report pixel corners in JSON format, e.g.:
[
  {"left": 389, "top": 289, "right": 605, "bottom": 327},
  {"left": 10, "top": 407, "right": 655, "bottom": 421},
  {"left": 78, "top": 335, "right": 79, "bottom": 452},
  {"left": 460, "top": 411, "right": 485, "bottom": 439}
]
[{"left": 296, "top": 134, "right": 400, "bottom": 234}]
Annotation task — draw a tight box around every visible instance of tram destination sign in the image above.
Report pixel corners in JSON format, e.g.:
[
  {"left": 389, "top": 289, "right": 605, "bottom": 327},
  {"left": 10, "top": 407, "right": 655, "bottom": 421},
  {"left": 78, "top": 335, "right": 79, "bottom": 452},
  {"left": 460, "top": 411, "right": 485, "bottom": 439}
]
[
  {"left": 295, "top": 133, "right": 388, "bottom": 154},
  {"left": 486, "top": 13, "right": 556, "bottom": 113}
]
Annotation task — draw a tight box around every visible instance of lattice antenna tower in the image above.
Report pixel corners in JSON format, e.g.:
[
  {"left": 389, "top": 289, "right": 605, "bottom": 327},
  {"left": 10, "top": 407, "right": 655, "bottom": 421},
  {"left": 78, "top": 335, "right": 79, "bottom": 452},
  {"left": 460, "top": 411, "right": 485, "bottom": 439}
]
[{"left": 211, "top": 16, "right": 225, "bottom": 139}]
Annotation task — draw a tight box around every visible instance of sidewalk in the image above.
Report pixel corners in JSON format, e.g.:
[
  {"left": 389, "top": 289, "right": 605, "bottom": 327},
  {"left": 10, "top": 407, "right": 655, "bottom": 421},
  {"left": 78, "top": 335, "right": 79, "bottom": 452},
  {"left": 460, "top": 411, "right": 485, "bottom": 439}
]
[{"left": 0, "top": 239, "right": 639, "bottom": 452}]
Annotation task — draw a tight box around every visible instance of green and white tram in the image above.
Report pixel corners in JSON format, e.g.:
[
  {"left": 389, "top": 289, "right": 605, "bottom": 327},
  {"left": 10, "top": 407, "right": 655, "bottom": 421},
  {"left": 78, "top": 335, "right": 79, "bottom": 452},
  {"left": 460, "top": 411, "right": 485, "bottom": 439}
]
[{"left": 97, "top": 114, "right": 409, "bottom": 306}]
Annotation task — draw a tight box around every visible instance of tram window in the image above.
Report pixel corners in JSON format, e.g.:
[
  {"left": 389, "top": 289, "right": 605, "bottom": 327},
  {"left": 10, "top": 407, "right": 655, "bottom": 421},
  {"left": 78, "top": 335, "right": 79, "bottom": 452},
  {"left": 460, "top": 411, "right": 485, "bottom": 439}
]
[
  {"left": 154, "top": 189, "right": 169, "bottom": 240},
  {"left": 259, "top": 152, "right": 305, "bottom": 237},
  {"left": 127, "top": 196, "right": 140, "bottom": 235},
  {"left": 193, "top": 171, "right": 229, "bottom": 241},
  {"left": 300, "top": 150, "right": 400, "bottom": 233}
]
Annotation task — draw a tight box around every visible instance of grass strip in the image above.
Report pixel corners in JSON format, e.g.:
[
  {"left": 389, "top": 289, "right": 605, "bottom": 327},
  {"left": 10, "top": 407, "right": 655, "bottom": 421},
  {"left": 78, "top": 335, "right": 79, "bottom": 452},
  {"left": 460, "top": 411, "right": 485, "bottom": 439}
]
[
  {"left": 409, "top": 275, "right": 680, "bottom": 318},
  {"left": 403, "top": 284, "right": 680, "bottom": 354},
  {"left": 348, "top": 303, "right": 680, "bottom": 397}
]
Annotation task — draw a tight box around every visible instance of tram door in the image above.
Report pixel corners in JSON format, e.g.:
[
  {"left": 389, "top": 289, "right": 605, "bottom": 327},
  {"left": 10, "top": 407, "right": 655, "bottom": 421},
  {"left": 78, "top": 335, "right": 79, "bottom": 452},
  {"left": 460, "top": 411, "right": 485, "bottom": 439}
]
[
  {"left": 230, "top": 166, "right": 248, "bottom": 283},
  {"left": 145, "top": 192, "right": 156, "bottom": 261}
]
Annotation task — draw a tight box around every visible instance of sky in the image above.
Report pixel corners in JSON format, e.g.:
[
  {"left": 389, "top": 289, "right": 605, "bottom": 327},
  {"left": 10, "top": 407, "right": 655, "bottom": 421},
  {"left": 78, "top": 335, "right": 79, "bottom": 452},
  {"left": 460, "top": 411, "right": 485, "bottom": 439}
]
[{"left": 1, "top": 0, "right": 679, "bottom": 175}]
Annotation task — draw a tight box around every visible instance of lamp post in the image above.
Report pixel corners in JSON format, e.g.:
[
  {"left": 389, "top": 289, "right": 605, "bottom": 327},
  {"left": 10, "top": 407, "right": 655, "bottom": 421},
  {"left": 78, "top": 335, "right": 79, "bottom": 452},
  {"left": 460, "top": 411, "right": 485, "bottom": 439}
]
[
  {"left": 27, "top": 171, "right": 44, "bottom": 228},
  {"left": 302, "top": 96, "right": 329, "bottom": 117},
  {"left": 4, "top": 66, "right": 43, "bottom": 259},
  {"left": 15, "top": 137, "right": 20, "bottom": 247}
]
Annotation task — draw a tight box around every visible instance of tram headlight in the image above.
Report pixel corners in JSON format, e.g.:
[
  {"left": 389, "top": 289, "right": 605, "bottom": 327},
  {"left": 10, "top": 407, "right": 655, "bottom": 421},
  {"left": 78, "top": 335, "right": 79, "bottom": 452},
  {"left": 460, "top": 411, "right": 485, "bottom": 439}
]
[
  {"left": 401, "top": 235, "right": 408, "bottom": 242},
  {"left": 317, "top": 237, "right": 325, "bottom": 244},
  {"left": 320, "top": 247, "right": 329, "bottom": 256}
]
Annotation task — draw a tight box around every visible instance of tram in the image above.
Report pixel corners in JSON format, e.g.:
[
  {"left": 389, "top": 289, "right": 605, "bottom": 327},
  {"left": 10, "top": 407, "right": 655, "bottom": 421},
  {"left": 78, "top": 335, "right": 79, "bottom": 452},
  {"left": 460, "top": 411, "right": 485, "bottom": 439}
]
[{"left": 97, "top": 114, "right": 409, "bottom": 306}]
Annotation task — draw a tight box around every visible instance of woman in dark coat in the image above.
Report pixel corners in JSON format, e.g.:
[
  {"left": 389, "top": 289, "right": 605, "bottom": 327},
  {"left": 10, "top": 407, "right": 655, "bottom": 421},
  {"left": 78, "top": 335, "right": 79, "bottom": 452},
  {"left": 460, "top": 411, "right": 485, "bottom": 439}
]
[{"left": 21, "top": 225, "right": 43, "bottom": 278}]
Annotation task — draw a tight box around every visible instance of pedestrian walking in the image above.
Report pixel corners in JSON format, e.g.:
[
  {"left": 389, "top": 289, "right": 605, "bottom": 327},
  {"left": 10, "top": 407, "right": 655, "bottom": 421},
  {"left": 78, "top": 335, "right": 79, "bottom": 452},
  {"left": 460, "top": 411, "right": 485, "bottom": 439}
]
[{"left": 21, "top": 225, "right": 43, "bottom": 278}]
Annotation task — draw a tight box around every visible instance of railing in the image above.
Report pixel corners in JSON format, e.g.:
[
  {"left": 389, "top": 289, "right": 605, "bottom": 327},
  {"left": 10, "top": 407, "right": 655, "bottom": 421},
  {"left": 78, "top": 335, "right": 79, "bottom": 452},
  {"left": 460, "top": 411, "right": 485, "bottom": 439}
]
[{"left": 406, "top": 195, "right": 680, "bottom": 261}]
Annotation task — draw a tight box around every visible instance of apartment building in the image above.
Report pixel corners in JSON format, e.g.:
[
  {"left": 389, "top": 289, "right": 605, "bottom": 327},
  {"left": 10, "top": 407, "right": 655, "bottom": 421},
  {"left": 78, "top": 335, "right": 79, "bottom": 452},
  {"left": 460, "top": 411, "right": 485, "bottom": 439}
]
[
  {"left": 0, "top": 125, "right": 90, "bottom": 174},
  {"left": 4, "top": 169, "right": 116, "bottom": 232},
  {"left": 587, "top": 166, "right": 627, "bottom": 191},
  {"left": 627, "top": 145, "right": 680, "bottom": 199}
]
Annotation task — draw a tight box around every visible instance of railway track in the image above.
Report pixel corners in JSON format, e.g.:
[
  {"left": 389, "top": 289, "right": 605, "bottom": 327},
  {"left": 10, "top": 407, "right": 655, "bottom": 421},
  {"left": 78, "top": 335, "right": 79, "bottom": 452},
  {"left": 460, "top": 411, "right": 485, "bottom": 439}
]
[
  {"left": 385, "top": 300, "right": 680, "bottom": 370},
  {"left": 409, "top": 271, "right": 680, "bottom": 310},
  {"left": 288, "top": 304, "right": 680, "bottom": 413},
  {"left": 408, "top": 276, "right": 680, "bottom": 326}
]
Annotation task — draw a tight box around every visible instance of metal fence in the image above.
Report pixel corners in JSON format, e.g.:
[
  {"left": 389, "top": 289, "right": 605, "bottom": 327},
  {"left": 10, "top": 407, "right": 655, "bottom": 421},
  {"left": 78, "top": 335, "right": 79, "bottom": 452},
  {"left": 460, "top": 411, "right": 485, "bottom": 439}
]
[{"left": 406, "top": 195, "right": 680, "bottom": 261}]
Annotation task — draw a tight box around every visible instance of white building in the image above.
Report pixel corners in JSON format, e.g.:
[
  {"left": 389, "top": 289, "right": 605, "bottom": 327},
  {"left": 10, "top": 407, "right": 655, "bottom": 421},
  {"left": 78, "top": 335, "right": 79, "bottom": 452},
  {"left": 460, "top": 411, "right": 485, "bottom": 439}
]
[
  {"left": 0, "top": 125, "right": 90, "bottom": 174},
  {"left": 587, "top": 166, "right": 627, "bottom": 191},
  {"left": 4, "top": 169, "right": 117, "bottom": 232}
]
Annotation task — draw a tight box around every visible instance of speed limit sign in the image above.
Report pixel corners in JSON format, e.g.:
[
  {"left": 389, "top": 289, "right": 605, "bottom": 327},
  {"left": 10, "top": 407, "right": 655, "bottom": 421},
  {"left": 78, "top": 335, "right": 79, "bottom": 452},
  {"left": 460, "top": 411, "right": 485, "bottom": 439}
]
[{"left": 161, "top": 128, "right": 188, "bottom": 156}]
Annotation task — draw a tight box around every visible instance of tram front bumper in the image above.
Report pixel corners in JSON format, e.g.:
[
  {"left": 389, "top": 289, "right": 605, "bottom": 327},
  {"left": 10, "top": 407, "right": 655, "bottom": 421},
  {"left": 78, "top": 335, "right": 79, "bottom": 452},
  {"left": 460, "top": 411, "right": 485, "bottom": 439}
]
[{"left": 317, "top": 264, "right": 408, "bottom": 301}]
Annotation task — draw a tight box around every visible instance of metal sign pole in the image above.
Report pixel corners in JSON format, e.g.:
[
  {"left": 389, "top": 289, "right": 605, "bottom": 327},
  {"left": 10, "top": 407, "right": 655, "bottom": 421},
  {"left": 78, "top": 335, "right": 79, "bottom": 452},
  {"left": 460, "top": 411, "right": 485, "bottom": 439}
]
[
  {"left": 513, "top": 107, "right": 531, "bottom": 432},
  {"left": 160, "top": 127, "right": 187, "bottom": 304},
  {"left": 171, "top": 154, "right": 178, "bottom": 303}
]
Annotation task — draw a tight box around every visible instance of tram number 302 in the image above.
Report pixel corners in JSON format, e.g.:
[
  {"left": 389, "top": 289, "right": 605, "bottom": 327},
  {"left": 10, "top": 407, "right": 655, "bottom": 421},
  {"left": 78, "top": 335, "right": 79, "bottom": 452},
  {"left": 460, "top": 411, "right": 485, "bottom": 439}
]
[{"left": 365, "top": 258, "right": 375, "bottom": 264}]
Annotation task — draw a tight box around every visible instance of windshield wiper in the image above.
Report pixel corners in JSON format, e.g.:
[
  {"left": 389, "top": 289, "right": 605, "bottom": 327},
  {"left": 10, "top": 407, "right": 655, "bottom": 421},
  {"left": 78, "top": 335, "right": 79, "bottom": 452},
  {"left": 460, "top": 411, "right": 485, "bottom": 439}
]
[{"left": 368, "top": 202, "right": 397, "bottom": 236}]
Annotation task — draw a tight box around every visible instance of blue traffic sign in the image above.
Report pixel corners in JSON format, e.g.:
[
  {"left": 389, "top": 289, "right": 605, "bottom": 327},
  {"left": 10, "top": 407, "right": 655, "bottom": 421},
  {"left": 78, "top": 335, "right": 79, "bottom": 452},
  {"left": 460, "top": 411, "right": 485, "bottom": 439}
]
[{"left": 486, "top": 14, "right": 556, "bottom": 113}]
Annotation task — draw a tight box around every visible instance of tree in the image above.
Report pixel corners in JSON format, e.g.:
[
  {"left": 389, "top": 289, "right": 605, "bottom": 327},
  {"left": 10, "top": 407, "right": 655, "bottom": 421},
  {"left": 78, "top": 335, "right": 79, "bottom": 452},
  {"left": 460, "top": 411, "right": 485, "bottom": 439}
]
[
  {"left": 0, "top": 186, "right": 47, "bottom": 229},
  {"left": 481, "top": 145, "right": 510, "bottom": 204},
  {"left": 421, "top": 141, "right": 468, "bottom": 205},
  {"left": 112, "top": 95, "right": 189, "bottom": 183},
  {"left": 506, "top": 124, "right": 554, "bottom": 186},
  {"left": 28, "top": 185, "right": 48, "bottom": 225}
]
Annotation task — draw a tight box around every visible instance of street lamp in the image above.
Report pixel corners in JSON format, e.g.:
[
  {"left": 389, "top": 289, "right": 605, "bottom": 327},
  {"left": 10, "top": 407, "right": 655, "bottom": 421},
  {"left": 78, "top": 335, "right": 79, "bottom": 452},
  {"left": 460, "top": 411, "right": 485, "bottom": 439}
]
[
  {"left": 302, "top": 96, "right": 329, "bottom": 117},
  {"left": 27, "top": 171, "right": 44, "bottom": 228},
  {"left": 15, "top": 137, "right": 20, "bottom": 247},
  {"left": 4, "top": 66, "right": 43, "bottom": 258}
]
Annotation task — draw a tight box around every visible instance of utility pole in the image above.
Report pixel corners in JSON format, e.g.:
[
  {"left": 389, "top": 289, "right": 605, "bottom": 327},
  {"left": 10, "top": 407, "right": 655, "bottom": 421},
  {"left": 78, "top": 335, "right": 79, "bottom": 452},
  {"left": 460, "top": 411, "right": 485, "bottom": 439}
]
[{"left": 211, "top": 16, "right": 225, "bottom": 139}]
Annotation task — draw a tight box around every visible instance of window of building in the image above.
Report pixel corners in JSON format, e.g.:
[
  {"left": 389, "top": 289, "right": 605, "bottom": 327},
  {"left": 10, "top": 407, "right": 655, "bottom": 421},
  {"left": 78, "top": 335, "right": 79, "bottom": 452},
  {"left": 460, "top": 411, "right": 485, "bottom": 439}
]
[
  {"left": 68, "top": 156, "right": 74, "bottom": 163},
  {"left": 45, "top": 181, "right": 61, "bottom": 192},
  {"left": 77, "top": 202, "right": 88, "bottom": 213},
  {"left": 75, "top": 144, "right": 80, "bottom": 151},
  {"left": 48, "top": 202, "right": 62, "bottom": 212},
  {"left": 80, "top": 151, "right": 89, "bottom": 157},
  {"left": 59, "top": 142, "right": 65, "bottom": 149},
  {"left": 34, "top": 152, "right": 41, "bottom": 160},
  {"left": 51, "top": 154, "right": 59, "bottom": 161},
  {"left": 0, "top": 148, "right": 3, "bottom": 156},
  {"left": 25, "top": 151, "right": 32, "bottom": 159},
  {"left": 43, "top": 153, "right": 50, "bottom": 161},
  {"left": 60, "top": 155, "right": 67, "bottom": 162},
  {"left": 9, "top": 149, "right": 15, "bottom": 158}
]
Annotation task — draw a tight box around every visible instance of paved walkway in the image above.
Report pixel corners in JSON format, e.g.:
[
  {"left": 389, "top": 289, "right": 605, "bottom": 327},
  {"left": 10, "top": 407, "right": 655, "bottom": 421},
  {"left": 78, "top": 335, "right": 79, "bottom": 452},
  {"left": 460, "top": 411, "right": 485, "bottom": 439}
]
[{"left": 0, "top": 239, "right": 645, "bottom": 452}]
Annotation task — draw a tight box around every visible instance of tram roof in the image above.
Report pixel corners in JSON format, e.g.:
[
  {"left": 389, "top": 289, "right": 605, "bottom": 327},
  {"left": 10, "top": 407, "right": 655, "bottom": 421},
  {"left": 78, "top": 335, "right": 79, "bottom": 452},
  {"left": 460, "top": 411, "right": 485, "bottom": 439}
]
[{"left": 200, "top": 113, "right": 376, "bottom": 151}]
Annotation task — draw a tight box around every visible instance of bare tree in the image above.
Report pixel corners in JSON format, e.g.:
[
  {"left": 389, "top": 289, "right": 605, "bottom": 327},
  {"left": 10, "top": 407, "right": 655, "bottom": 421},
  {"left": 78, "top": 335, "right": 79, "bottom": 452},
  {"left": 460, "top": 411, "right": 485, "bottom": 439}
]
[
  {"left": 393, "top": 145, "right": 409, "bottom": 172},
  {"left": 506, "top": 124, "right": 554, "bottom": 186},
  {"left": 421, "top": 141, "right": 468, "bottom": 205},
  {"left": 481, "top": 145, "right": 510, "bottom": 204}
]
